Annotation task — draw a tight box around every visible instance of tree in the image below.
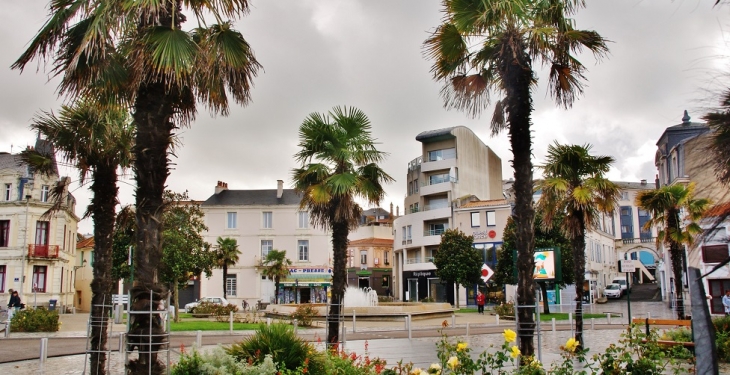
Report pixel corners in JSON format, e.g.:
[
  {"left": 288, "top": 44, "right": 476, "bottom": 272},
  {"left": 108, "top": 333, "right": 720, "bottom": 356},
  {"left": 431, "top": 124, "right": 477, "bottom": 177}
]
[
  {"left": 433, "top": 229, "right": 481, "bottom": 307},
  {"left": 261, "top": 250, "right": 292, "bottom": 304},
  {"left": 536, "top": 142, "right": 619, "bottom": 348},
  {"left": 703, "top": 90, "right": 730, "bottom": 187},
  {"left": 14, "top": 2, "right": 261, "bottom": 371},
  {"left": 292, "top": 106, "right": 393, "bottom": 346},
  {"left": 424, "top": 0, "right": 608, "bottom": 357},
  {"left": 495, "top": 213, "right": 574, "bottom": 314},
  {"left": 22, "top": 100, "right": 133, "bottom": 375},
  {"left": 637, "top": 183, "right": 710, "bottom": 319},
  {"left": 216, "top": 237, "right": 240, "bottom": 299}
]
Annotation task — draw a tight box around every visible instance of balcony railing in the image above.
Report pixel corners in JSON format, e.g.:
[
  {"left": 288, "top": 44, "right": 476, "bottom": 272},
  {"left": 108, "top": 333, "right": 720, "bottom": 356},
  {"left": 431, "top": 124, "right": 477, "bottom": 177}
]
[
  {"left": 621, "top": 237, "right": 657, "bottom": 244},
  {"left": 401, "top": 239, "right": 413, "bottom": 245},
  {"left": 406, "top": 258, "right": 422, "bottom": 264},
  {"left": 28, "top": 244, "right": 59, "bottom": 258},
  {"left": 424, "top": 229, "right": 446, "bottom": 236}
]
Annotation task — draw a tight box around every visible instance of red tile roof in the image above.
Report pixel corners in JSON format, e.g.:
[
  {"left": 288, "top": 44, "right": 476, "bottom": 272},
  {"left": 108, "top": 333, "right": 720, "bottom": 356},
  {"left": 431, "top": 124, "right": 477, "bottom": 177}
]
[
  {"left": 348, "top": 238, "right": 394, "bottom": 246},
  {"left": 76, "top": 236, "right": 94, "bottom": 249}
]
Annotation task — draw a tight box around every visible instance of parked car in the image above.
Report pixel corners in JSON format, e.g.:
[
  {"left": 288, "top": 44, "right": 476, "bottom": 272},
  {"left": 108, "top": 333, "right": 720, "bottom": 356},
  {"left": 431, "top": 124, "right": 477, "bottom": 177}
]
[
  {"left": 184, "top": 296, "right": 229, "bottom": 313},
  {"left": 604, "top": 283, "right": 623, "bottom": 299},
  {"left": 611, "top": 277, "right": 631, "bottom": 295}
]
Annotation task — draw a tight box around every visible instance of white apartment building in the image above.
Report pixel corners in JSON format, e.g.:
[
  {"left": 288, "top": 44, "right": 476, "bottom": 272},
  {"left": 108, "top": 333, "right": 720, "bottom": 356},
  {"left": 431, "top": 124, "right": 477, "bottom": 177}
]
[
  {"left": 199, "top": 180, "right": 333, "bottom": 307},
  {"left": 393, "top": 126, "right": 503, "bottom": 305},
  {"left": 0, "top": 141, "right": 79, "bottom": 310}
]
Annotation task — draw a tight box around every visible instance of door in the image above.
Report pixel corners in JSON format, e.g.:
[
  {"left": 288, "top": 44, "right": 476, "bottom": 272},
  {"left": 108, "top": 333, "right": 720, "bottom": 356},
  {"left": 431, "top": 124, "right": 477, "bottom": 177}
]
[
  {"left": 408, "top": 279, "right": 418, "bottom": 302},
  {"left": 300, "top": 288, "right": 311, "bottom": 303},
  {"left": 358, "top": 277, "right": 370, "bottom": 289}
]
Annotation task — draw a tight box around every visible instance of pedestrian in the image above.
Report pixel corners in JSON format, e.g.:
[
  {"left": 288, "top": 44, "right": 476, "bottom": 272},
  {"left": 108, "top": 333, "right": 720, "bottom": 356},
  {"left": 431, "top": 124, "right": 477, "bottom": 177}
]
[
  {"left": 723, "top": 290, "right": 730, "bottom": 317},
  {"left": 476, "top": 291, "right": 485, "bottom": 315},
  {"left": 8, "top": 290, "right": 21, "bottom": 321}
]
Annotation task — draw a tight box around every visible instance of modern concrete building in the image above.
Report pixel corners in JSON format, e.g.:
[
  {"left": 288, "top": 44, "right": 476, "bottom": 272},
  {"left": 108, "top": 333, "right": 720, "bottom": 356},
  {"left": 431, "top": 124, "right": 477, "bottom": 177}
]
[
  {"left": 199, "top": 180, "right": 333, "bottom": 307},
  {"left": 392, "top": 126, "right": 503, "bottom": 305},
  {"left": 0, "top": 141, "right": 79, "bottom": 310}
]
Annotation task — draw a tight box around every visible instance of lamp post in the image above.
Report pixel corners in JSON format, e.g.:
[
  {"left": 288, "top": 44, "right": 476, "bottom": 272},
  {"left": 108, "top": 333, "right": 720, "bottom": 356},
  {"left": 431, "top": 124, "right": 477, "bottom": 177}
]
[{"left": 295, "top": 279, "right": 299, "bottom": 304}]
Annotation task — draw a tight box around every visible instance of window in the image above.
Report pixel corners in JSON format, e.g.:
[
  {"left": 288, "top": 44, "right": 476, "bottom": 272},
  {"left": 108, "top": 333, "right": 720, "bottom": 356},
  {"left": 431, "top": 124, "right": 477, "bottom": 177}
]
[
  {"left": 702, "top": 245, "right": 729, "bottom": 264},
  {"left": 426, "top": 197, "right": 448, "bottom": 210},
  {"left": 486, "top": 211, "right": 496, "bottom": 227},
  {"left": 384, "top": 251, "right": 390, "bottom": 265},
  {"left": 401, "top": 226, "right": 406, "bottom": 243},
  {"left": 413, "top": 203, "right": 419, "bottom": 213},
  {"left": 621, "top": 192, "right": 629, "bottom": 201},
  {"left": 0, "top": 220, "right": 8, "bottom": 247},
  {"left": 471, "top": 212, "right": 480, "bottom": 227},
  {"left": 226, "top": 212, "right": 237, "bottom": 229},
  {"left": 261, "top": 240, "right": 273, "bottom": 258},
  {"left": 428, "top": 222, "right": 448, "bottom": 235},
  {"left": 360, "top": 250, "right": 368, "bottom": 265},
  {"left": 427, "top": 148, "right": 456, "bottom": 161},
  {"left": 619, "top": 206, "right": 633, "bottom": 239},
  {"left": 406, "top": 225, "right": 412, "bottom": 242},
  {"left": 0, "top": 265, "right": 5, "bottom": 292},
  {"left": 226, "top": 274, "right": 237, "bottom": 297},
  {"left": 298, "top": 240, "right": 309, "bottom": 261},
  {"left": 32, "top": 266, "right": 47, "bottom": 292},
  {"left": 4, "top": 184, "right": 10, "bottom": 201},
  {"left": 263, "top": 211, "right": 273, "bottom": 228},
  {"left": 298, "top": 211, "right": 308, "bottom": 229},
  {"left": 35, "top": 221, "right": 49, "bottom": 245},
  {"left": 40, "top": 185, "right": 49, "bottom": 202},
  {"left": 428, "top": 173, "right": 449, "bottom": 185}
]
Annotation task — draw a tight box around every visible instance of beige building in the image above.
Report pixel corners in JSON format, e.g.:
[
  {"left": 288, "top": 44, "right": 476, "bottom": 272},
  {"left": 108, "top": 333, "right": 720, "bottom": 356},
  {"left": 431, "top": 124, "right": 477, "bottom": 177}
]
[
  {"left": 74, "top": 236, "right": 94, "bottom": 311},
  {"left": 0, "top": 141, "right": 79, "bottom": 310},
  {"left": 199, "top": 180, "right": 333, "bottom": 307},
  {"left": 347, "top": 210, "right": 394, "bottom": 296},
  {"left": 393, "top": 126, "right": 504, "bottom": 305}
]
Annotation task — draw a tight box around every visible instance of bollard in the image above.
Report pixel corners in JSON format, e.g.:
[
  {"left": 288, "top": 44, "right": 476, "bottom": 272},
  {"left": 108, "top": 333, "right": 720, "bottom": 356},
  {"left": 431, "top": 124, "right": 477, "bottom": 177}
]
[
  {"left": 353, "top": 310, "right": 357, "bottom": 333},
  {"left": 404, "top": 315, "right": 409, "bottom": 330},
  {"left": 266, "top": 318, "right": 272, "bottom": 326},
  {"left": 408, "top": 315, "right": 412, "bottom": 341},
  {"left": 568, "top": 312, "right": 572, "bottom": 326},
  {"left": 342, "top": 323, "right": 347, "bottom": 345},
  {"left": 230, "top": 311, "right": 234, "bottom": 334},
  {"left": 607, "top": 313, "right": 611, "bottom": 325},
  {"left": 293, "top": 319, "right": 298, "bottom": 331},
  {"left": 496, "top": 314, "right": 500, "bottom": 326},
  {"left": 114, "top": 304, "right": 123, "bottom": 324},
  {"left": 591, "top": 318, "right": 595, "bottom": 330},
  {"left": 648, "top": 312, "right": 651, "bottom": 320},
  {"left": 466, "top": 322, "right": 470, "bottom": 338},
  {"left": 39, "top": 337, "right": 48, "bottom": 368},
  {"left": 552, "top": 318, "right": 556, "bottom": 332},
  {"left": 119, "top": 333, "right": 126, "bottom": 355},
  {"left": 451, "top": 313, "right": 455, "bottom": 327},
  {"left": 196, "top": 330, "right": 202, "bottom": 348}
]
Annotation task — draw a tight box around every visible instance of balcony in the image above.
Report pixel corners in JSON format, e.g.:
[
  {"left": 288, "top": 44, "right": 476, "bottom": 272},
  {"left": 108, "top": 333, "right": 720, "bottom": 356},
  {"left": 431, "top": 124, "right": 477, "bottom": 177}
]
[
  {"left": 424, "top": 229, "right": 446, "bottom": 236},
  {"left": 420, "top": 179, "right": 454, "bottom": 196},
  {"left": 621, "top": 237, "right": 657, "bottom": 245},
  {"left": 421, "top": 157, "right": 456, "bottom": 173},
  {"left": 28, "top": 244, "right": 59, "bottom": 258}
]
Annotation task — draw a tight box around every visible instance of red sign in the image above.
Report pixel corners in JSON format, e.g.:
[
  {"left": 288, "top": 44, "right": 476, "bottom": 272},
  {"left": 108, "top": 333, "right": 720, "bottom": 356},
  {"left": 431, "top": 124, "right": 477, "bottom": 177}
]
[
  {"left": 488, "top": 230, "right": 496, "bottom": 239},
  {"left": 480, "top": 264, "right": 494, "bottom": 283}
]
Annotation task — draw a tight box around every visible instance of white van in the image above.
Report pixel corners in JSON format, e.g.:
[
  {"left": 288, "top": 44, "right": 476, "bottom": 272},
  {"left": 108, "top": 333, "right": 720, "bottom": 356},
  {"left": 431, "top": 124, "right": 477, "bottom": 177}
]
[{"left": 611, "top": 277, "right": 631, "bottom": 295}]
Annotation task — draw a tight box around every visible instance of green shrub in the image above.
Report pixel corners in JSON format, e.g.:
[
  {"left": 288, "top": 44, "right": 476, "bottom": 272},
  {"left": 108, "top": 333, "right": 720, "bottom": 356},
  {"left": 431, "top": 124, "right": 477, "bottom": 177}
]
[
  {"left": 717, "top": 330, "right": 730, "bottom": 363},
  {"left": 494, "top": 301, "right": 515, "bottom": 317},
  {"left": 171, "top": 347, "right": 277, "bottom": 375},
  {"left": 193, "top": 302, "right": 239, "bottom": 316},
  {"left": 420, "top": 297, "right": 435, "bottom": 303},
  {"left": 713, "top": 315, "right": 730, "bottom": 334},
  {"left": 10, "top": 307, "right": 60, "bottom": 332},
  {"left": 226, "top": 323, "right": 326, "bottom": 374},
  {"left": 290, "top": 304, "right": 318, "bottom": 327}
]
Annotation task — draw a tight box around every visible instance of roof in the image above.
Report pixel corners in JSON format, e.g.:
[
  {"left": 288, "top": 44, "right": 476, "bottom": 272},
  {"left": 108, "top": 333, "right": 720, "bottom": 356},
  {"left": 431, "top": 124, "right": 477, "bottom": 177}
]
[
  {"left": 348, "top": 238, "right": 394, "bottom": 246},
  {"left": 705, "top": 202, "right": 730, "bottom": 218},
  {"left": 460, "top": 199, "right": 510, "bottom": 208},
  {"left": 613, "top": 181, "right": 655, "bottom": 190},
  {"left": 415, "top": 126, "right": 457, "bottom": 142},
  {"left": 0, "top": 153, "right": 25, "bottom": 173},
  {"left": 201, "top": 189, "right": 303, "bottom": 206},
  {"left": 76, "top": 236, "right": 95, "bottom": 249}
]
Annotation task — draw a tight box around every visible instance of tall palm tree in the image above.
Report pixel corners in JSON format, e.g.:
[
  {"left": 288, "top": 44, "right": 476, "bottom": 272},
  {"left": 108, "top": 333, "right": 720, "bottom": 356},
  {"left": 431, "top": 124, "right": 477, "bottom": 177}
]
[
  {"left": 536, "top": 142, "right": 619, "bottom": 349},
  {"left": 637, "top": 183, "right": 710, "bottom": 319},
  {"left": 424, "top": 0, "right": 609, "bottom": 356},
  {"left": 292, "top": 106, "right": 393, "bottom": 345},
  {"left": 22, "top": 100, "right": 133, "bottom": 375},
  {"left": 703, "top": 88, "right": 730, "bottom": 187},
  {"left": 261, "top": 249, "right": 292, "bottom": 304},
  {"left": 216, "top": 237, "right": 240, "bottom": 299},
  {"left": 14, "top": 2, "right": 261, "bottom": 370}
]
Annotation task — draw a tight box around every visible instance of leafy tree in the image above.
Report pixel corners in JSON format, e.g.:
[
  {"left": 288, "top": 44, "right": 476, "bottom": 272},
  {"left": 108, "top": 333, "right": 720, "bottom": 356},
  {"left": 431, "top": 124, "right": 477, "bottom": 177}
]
[
  {"left": 637, "top": 183, "right": 710, "bottom": 319},
  {"left": 14, "top": 2, "right": 261, "bottom": 371},
  {"left": 495, "top": 213, "right": 574, "bottom": 314},
  {"left": 215, "top": 237, "right": 240, "bottom": 299},
  {"left": 292, "top": 106, "right": 393, "bottom": 345},
  {"left": 536, "top": 142, "right": 619, "bottom": 348},
  {"left": 22, "top": 100, "right": 133, "bottom": 375},
  {"left": 433, "top": 229, "right": 481, "bottom": 307},
  {"left": 261, "top": 250, "right": 292, "bottom": 304},
  {"left": 424, "top": 0, "right": 608, "bottom": 357}
]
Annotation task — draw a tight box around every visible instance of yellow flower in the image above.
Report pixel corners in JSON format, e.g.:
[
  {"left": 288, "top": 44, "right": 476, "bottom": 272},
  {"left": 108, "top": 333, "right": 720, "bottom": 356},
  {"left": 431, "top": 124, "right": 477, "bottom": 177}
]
[
  {"left": 447, "top": 356, "right": 459, "bottom": 369},
  {"left": 428, "top": 363, "right": 441, "bottom": 374},
  {"left": 410, "top": 368, "right": 422, "bottom": 375},
  {"left": 510, "top": 345, "right": 521, "bottom": 359},
  {"left": 456, "top": 342, "right": 468, "bottom": 351},
  {"left": 503, "top": 329, "right": 517, "bottom": 343},
  {"left": 565, "top": 338, "right": 580, "bottom": 352}
]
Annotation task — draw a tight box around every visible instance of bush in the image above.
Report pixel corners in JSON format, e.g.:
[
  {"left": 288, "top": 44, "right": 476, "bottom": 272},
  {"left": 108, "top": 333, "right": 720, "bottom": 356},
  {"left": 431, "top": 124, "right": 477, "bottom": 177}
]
[
  {"left": 660, "top": 327, "right": 692, "bottom": 343},
  {"left": 193, "top": 302, "right": 239, "bottom": 316},
  {"left": 714, "top": 316, "right": 730, "bottom": 362},
  {"left": 494, "top": 301, "right": 515, "bottom": 317},
  {"left": 226, "top": 323, "right": 327, "bottom": 374},
  {"left": 420, "top": 297, "right": 435, "bottom": 303},
  {"left": 171, "top": 347, "right": 278, "bottom": 375},
  {"left": 290, "top": 304, "right": 318, "bottom": 327},
  {"left": 10, "top": 307, "right": 60, "bottom": 332}
]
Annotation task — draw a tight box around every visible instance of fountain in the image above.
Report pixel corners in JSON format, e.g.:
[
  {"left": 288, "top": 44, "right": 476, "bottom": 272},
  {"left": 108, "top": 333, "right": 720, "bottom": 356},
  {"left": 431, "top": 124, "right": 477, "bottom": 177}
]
[{"left": 343, "top": 286, "right": 378, "bottom": 307}]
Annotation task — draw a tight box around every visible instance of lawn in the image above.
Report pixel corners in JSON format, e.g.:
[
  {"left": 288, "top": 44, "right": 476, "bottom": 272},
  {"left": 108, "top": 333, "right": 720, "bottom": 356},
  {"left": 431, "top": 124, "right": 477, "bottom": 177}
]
[{"left": 170, "top": 320, "right": 262, "bottom": 331}]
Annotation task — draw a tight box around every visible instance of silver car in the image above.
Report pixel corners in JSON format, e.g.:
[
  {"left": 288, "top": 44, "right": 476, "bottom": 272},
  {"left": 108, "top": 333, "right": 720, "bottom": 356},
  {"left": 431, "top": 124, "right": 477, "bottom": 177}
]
[
  {"left": 604, "top": 284, "right": 623, "bottom": 299},
  {"left": 184, "top": 296, "right": 229, "bottom": 313}
]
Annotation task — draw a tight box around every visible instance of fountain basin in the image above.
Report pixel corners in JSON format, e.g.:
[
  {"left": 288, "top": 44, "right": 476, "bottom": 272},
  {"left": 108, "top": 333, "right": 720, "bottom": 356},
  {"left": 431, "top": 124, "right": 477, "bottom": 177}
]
[{"left": 263, "top": 302, "right": 456, "bottom": 321}]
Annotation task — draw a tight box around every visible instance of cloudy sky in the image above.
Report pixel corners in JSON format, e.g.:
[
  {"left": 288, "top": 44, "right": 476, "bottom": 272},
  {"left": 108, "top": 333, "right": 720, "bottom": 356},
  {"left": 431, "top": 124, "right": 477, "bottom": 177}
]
[{"left": 1, "top": 0, "right": 728, "bottom": 234}]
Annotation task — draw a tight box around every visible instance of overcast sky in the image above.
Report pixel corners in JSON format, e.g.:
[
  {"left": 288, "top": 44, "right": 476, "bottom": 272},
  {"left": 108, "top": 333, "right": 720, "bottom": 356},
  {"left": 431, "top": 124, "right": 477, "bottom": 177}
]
[{"left": 1, "top": 0, "right": 728, "bottom": 234}]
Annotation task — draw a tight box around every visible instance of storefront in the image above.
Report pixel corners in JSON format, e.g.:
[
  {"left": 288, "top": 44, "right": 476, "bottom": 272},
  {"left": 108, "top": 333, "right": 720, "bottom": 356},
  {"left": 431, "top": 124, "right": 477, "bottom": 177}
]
[
  {"left": 346, "top": 268, "right": 393, "bottom": 297},
  {"left": 279, "top": 267, "right": 332, "bottom": 304},
  {"left": 401, "top": 270, "right": 454, "bottom": 304}
]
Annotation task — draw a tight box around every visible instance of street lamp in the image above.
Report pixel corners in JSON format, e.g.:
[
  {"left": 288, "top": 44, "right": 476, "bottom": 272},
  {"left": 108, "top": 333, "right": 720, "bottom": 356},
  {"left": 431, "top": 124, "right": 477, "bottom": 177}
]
[{"left": 295, "top": 279, "right": 299, "bottom": 304}]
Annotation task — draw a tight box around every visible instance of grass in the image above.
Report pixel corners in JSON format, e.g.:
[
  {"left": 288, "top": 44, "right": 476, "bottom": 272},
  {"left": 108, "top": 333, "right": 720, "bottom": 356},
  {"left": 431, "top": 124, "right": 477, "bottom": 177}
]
[{"left": 170, "top": 320, "right": 261, "bottom": 331}]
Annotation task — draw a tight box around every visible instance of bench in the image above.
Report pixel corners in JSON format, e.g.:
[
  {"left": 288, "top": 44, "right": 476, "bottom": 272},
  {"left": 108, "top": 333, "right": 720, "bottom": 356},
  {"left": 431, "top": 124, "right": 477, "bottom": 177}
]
[{"left": 631, "top": 318, "right": 694, "bottom": 349}]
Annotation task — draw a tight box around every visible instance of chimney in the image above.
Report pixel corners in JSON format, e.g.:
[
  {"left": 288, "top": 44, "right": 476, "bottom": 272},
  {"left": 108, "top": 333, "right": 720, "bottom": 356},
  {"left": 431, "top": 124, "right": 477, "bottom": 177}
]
[
  {"left": 389, "top": 202, "right": 394, "bottom": 217},
  {"left": 396, "top": 205, "right": 399, "bottom": 217},
  {"left": 640, "top": 179, "right": 647, "bottom": 185},
  {"left": 655, "top": 174, "right": 660, "bottom": 189},
  {"left": 215, "top": 180, "right": 228, "bottom": 195},
  {"left": 277, "top": 180, "right": 284, "bottom": 199}
]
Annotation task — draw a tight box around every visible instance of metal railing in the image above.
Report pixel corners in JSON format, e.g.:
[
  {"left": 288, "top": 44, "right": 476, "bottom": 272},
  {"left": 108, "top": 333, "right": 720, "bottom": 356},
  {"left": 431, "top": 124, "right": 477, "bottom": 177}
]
[
  {"left": 621, "top": 237, "right": 657, "bottom": 244},
  {"left": 424, "top": 229, "right": 446, "bottom": 236},
  {"left": 28, "top": 244, "right": 59, "bottom": 258}
]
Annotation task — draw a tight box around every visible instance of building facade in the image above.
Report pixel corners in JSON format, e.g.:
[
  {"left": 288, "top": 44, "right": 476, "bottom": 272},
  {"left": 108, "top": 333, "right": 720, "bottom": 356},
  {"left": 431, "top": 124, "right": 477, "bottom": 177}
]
[
  {"left": 392, "top": 126, "right": 503, "bottom": 305},
  {"left": 0, "top": 143, "right": 79, "bottom": 310},
  {"left": 346, "top": 208, "right": 394, "bottom": 297},
  {"left": 199, "top": 180, "right": 333, "bottom": 307}
]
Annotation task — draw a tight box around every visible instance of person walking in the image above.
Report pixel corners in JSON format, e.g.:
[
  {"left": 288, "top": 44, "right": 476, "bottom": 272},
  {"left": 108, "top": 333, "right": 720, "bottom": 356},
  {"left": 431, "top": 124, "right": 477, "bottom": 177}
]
[
  {"left": 476, "top": 291, "right": 486, "bottom": 315},
  {"left": 7, "top": 290, "right": 21, "bottom": 321},
  {"left": 723, "top": 290, "right": 730, "bottom": 317}
]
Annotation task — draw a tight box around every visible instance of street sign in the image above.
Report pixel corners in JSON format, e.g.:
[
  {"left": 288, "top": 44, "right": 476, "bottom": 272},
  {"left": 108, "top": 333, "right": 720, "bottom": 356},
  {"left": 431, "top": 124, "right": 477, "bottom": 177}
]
[
  {"left": 480, "top": 263, "right": 494, "bottom": 283},
  {"left": 619, "top": 259, "right": 636, "bottom": 273}
]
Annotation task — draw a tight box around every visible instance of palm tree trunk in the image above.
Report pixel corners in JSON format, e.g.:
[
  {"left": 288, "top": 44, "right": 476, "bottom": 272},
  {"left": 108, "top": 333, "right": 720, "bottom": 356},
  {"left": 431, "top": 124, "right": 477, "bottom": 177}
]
[
  {"left": 539, "top": 282, "right": 550, "bottom": 315},
  {"left": 499, "top": 26, "right": 536, "bottom": 358},
  {"left": 274, "top": 277, "right": 280, "bottom": 304},
  {"left": 88, "top": 164, "right": 118, "bottom": 375},
  {"left": 327, "top": 219, "right": 349, "bottom": 346},
  {"left": 223, "top": 263, "right": 228, "bottom": 298},
  {"left": 571, "top": 221, "right": 587, "bottom": 349},
  {"left": 668, "top": 210, "right": 685, "bottom": 319}
]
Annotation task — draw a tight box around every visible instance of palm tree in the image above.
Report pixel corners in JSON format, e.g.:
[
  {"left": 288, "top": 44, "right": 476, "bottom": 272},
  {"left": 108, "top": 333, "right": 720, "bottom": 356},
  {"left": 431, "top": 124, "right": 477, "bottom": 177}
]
[
  {"left": 13, "top": 3, "right": 261, "bottom": 370},
  {"left": 703, "top": 89, "right": 730, "bottom": 187},
  {"left": 216, "top": 237, "right": 240, "bottom": 299},
  {"left": 292, "top": 106, "right": 393, "bottom": 345},
  {"left": 424, "top": 0, "right": 609, "bottom": 357},
  {"left": 261, "top": 249, "right": 292, "bottom": 304},
  {"left": 22, "top": 100, "right": 133, "bottom": 375},
  {"left": 536, "top": 142, "right": 619, "bottom": 349},
  {"left": 637, "top": 183, "right": 710, "bottom": 319}
]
